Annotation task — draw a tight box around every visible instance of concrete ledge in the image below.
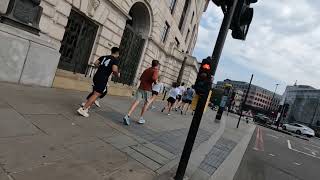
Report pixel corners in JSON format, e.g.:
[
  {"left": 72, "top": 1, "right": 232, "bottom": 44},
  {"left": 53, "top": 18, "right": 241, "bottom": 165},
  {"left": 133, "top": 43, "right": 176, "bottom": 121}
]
[
  {"left": 155, "top": 117, "right": 226, "bottom": 179},
  {"left": 210, "top": 124, "right": 256, "bottom": 180}
]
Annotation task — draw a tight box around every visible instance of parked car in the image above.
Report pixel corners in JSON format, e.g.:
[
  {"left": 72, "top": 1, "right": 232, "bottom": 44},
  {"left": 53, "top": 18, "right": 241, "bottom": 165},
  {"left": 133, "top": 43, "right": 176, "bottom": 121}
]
[
  {"left": 282, "top": 123, "right": 315, "bottom": 137},
  {"left": 253, "top": 114, "right": 272, "bottom": 125}
]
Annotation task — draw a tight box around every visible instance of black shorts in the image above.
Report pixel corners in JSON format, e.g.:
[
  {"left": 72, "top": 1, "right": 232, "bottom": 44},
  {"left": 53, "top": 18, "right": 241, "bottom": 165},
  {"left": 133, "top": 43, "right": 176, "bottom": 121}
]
[
  {"left": 152, "top": 91, "right": 159, "bottom": 96},
  {"left": 182, "top": 99, "right": 192, "bottom": 104},
  {"left": 93, "top": 79, "right": 107, "bottom": 94},
  {"left": 176, "top": 95, "right": 182, "bottom": 101},
  {"left": 167, "top": 97, "right": 176, "bottom": 105}
]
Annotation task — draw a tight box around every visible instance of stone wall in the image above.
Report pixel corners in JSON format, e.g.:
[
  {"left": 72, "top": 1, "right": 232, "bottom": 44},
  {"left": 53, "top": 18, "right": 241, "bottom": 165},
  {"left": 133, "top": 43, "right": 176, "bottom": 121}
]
[
  {"left": 0, "top": 23, "right": 60, "bottom": 87},
  {"left": 0, "top": 0, "right": 207, "bottom": 89}
]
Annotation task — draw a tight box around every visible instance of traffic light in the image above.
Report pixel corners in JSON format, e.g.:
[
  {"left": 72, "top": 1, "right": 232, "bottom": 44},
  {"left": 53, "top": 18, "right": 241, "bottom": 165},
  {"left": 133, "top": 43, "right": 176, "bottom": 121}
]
[
  {"left": 230, "top": 0, "right": 258, "bottom": 40},
  {"left": 194, "top": 57, "right": 213, "bottom": 95}
]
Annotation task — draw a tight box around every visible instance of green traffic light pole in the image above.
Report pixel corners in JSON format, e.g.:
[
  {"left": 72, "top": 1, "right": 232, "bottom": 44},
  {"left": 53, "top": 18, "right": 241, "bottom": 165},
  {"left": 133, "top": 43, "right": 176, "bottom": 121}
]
[{"left": 174, "top": 0, "right": 239, "bottom": 179}]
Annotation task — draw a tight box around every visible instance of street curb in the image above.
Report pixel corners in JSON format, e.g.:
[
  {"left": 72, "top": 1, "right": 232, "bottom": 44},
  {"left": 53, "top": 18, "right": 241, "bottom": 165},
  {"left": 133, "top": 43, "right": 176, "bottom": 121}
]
[
  {"left": 185, "top": 118, "right": 226, "bottom": 178},
  {"left": 209, "top": 124, "right": 256, "bottom": 180},
  {"left": 155, "top": 115, "right": 226, "bottom": 179}
]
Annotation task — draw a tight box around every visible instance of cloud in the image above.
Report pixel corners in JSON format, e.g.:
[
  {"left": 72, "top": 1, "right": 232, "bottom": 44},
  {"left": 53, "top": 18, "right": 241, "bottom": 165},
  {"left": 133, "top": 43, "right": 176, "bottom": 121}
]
[{"left": 193, "top": 0, "right": 320, "bottom": 91}]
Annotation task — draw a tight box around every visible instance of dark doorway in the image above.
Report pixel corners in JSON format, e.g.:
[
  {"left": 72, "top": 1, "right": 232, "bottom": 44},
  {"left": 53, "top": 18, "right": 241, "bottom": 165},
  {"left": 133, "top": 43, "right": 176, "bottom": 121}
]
[
  {"left": 114, "top": 25, "right": 145, "bottom": 85},
  {"left": 113, "top": 2, "right": 151, "bottom": 86},
  {"left": 58, "top": 9, "right": 98, "bottom": 74}
]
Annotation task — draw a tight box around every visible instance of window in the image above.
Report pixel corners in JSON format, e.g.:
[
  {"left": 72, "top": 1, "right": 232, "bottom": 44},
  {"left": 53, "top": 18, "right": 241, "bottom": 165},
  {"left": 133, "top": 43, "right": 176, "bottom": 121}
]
[
  {"left": 185, "top": 29, "right": 190, "bottom": 42},
  {"left": 191, "top": 11, "right": 195, "bottom": 24},
  {"left": 161, "top": 22, "right": 170, "bottom": 42},
  {"left": 179, "top": 0, "right": 190, "bottom": 30},
  {"left": 169, "top": 0, "right": 177, "bottom": 14},
  {"left": 174, "top": 37, "right": 180, "bottom": 48}
]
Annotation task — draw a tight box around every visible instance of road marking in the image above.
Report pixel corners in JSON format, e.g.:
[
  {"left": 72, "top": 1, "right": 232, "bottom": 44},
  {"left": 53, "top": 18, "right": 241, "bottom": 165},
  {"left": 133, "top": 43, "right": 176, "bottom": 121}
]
[
  {"left": 294, "top": 162, "right": 301, "bottom": 166},
  {"left": 253, "top": 127, "right": 264, "bottom": 151},
  {"left": 303, "top": 147, "right": 318, "bottom": 154},
  {"left": 266, "top": 134, "right": 279, "bottom": 139},
  {"left": 287, "top": 140, "right": 292, "bottom": 149},
  {"left": 287, "top": 140, "right": 320, "bottom": 160},
  {"left": 310, "top": 144, "right": 320, "bottom": 149},
  {"left": 269, "top": 153, "right": 275, "bottom": 157}
]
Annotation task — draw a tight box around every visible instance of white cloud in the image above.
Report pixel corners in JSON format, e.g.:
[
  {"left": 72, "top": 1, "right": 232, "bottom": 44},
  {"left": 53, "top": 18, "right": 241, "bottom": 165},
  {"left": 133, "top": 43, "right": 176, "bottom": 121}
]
[{"left": 194, "top": 0, "right": 320, "bottom": 90}]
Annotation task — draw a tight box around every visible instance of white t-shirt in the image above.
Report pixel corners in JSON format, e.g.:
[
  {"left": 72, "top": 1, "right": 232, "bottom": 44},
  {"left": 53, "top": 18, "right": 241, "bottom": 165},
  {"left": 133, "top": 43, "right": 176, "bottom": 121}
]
[
  {"left": 169, "top": 87, "right": 180, "bottom": 99},
  {"left": 177, "top": 86, "right": 186, "bottom": 95},
  {"left": 152, "top": 82, "right": 164, "bottom": 93}
]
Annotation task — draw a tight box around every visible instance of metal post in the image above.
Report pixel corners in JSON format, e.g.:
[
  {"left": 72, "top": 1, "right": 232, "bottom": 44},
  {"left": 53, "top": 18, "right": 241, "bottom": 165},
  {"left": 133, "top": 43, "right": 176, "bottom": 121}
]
[
  {"left": 268, "top": 83, "right": 279, "bottom": 118},
  {"left": 237, "top": 74, "right": 253, "bottom": 128},
  {"left": 174, "top": 0, "right": 238, "bottom": 179}
]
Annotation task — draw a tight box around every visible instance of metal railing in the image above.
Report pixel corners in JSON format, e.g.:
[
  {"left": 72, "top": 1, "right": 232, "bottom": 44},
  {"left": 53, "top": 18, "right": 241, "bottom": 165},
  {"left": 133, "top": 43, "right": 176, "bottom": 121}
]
[{"left": 84, "top": 64, "right": 97, "bottom": 78}]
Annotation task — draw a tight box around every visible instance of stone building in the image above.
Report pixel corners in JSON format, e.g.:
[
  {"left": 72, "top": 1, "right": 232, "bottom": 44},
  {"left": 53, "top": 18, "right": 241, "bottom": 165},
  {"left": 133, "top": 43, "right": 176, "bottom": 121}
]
[
  {"left": 0, "top": 0, "right": 208, "bottom": 95},
  {"left": 280, "top": 85, "right": 320, "bottom": 127}
]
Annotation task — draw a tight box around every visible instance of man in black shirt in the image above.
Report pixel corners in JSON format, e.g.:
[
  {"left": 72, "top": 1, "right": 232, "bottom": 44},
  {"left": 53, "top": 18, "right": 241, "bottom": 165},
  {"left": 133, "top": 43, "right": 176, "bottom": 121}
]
[{"left": 77, "top": 47, "right": 120, "bottom": 117}]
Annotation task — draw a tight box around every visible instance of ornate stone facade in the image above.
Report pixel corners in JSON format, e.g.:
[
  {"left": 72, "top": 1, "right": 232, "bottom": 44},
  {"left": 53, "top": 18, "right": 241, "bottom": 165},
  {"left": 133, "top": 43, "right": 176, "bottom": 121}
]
[{"left": 0, "top": 0, "right": 208, "bottom": 89}]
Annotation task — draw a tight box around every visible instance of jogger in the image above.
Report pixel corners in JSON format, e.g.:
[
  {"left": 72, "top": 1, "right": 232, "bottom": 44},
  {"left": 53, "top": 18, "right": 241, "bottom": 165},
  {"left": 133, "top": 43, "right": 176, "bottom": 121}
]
[
  {"left": 161, "top": 82, "right": 179, "bottom": 115},
  {"left": 180, "top": 87, "right": 194, "bottom": 115},
  {"left": 77, "top": 47, "right": 120, "bottom": 117},
  {"left": 123, "top": 60, "right": 159, "bottom": 125}
]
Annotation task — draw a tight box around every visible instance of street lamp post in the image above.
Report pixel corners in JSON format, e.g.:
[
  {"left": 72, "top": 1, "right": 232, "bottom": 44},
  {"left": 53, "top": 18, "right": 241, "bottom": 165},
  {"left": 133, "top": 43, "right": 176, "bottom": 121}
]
[{"left": 268, "top": 83, "right": 279, "bottom": 118}]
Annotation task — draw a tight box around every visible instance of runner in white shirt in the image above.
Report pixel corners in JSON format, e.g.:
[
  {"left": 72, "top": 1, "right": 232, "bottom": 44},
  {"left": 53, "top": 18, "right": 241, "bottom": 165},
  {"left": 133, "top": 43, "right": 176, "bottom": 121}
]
[
  {"left": 174, "top": 82, "right": 186, "bottom": 111},
  {"left": 148, "top": 76, "right": 164, "bottom": 110},
  {"left": 161, "top": 82, "right": 179, "bottom": 115}
]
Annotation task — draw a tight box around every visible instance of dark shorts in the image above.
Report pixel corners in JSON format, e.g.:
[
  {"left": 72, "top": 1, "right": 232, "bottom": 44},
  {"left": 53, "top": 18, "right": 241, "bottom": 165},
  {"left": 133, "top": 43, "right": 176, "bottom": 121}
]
[
  {"left": 176, "top": 95, "right": 182, "bottom": 101},
  {"left": 167, "top": 97, "right": 176, "bottom": 105},
  {"left": 152, "top": 91, "right": 159, "bottom": 96},
  {"left": 182, "top": 99, "right": 192, "bottom": 104},
  {"left": 93, "top": 79, "right": 107, "bottom": 94}
]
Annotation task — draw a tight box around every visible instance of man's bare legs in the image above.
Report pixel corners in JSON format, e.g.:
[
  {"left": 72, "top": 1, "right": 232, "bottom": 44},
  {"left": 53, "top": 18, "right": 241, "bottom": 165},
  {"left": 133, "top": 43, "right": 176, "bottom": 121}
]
[
  {"left": 77, "top": 91, "right": 101, "bottom": 117},
  {"left": 83, "top": 91, "right": 101, "bottom": 109},
  {"left": 127, "top": 100, "right": 140, "bottom": 117}
]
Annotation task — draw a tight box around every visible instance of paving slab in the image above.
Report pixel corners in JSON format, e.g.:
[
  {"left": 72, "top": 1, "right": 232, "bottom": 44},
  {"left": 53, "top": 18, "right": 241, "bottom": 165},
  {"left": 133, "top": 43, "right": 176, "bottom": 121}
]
[
  {"left": 103, "top": 159, "right": 156, "bottom": 180},
  {"left": 23, "top": 114, "right": 86, "bottom": 136},
  {"left": 130, "top": 144, "right": 170, "bottom": 165},
  {"left": 104, "top": 135, "right": 139, "bottom": 149},
  {"left": 63, "top": 112, "right": 122, "bottom": 139},
  {"left": 121, "top": 147, "right": 161, "bottom": 171},
  {"left": 12, "top": 160, "right": 104, "bottom": 180},
  {"left": 0, "top": 108, "right": 38, "bottom": 138},
  {"left": 0, "top": 174, "right": 10, "bottom": 180},
  {"left": 0, "top": 135, "right": 72, "bottom": 173},
  {"left": 65, "top": 140, "right": 129, "bottom": 175},
  {"left": 143, "top": 142, "right": 175, "bottom": 160}
]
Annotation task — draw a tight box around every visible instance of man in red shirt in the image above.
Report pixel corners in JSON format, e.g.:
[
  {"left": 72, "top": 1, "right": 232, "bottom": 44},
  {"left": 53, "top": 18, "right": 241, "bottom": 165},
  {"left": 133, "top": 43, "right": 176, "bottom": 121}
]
[{"left": 123, "top": 60, "right": 159, "bottom": 125}]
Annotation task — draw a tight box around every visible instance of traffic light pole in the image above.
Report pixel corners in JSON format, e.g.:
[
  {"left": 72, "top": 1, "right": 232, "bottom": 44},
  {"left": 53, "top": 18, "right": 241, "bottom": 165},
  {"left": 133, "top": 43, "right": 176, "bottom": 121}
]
[
  {"left": 174, "top": 0, "right": 239, "bottom": 179},
  {"left": 236, "top": 74, "right": 253, "bottom": 128}
]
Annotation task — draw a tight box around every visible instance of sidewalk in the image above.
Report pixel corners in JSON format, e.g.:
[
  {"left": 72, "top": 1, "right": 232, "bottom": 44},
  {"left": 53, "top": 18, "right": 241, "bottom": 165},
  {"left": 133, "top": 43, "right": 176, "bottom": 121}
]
[
  {"left": 0, "top": 82, "right": 256, "bottom": 180},
  {"left": 0, "top": 82, "right": 222, "bottom": 180}
]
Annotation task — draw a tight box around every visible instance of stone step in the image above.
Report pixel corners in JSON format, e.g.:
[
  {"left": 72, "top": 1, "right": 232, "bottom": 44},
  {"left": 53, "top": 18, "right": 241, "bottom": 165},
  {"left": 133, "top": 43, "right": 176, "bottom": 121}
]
[{"left": 53, "top": 69, "right": 135, "bottom": 97}]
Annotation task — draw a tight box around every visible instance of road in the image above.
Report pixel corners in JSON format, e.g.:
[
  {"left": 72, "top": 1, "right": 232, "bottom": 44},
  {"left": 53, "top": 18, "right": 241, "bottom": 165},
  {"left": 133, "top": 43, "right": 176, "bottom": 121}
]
[{"left": 234, "top": 125, "right": 320, "bottom": 180}]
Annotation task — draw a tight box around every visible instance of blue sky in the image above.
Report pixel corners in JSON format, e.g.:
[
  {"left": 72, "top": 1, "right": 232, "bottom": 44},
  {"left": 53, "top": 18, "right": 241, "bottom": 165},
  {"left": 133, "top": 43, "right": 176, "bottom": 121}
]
[{"left": 193, "top": 0, "right": 320, "bottom": 94}]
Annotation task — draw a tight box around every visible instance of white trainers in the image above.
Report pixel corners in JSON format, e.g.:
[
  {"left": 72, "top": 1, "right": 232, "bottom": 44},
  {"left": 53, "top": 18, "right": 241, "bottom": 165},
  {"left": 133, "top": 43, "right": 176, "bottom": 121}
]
[
  {"left": 123, "top": 115, "right": 131, "bottom": 125},
  {"left": 81, "top": 102, "right": 85, "bottom": 107},
  {"left": 138, "top": 117, "right": 146, "bottom": 124},
  {"left": 94, "top": 100, "right": 101, "bottom": 107},
  {"left": 77, "top": 107, "right": 89, "bottom": 117}
]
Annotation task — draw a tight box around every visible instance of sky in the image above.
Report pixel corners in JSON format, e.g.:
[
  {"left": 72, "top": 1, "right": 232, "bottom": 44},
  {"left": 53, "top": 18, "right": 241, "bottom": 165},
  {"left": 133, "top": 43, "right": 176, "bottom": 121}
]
[{"left": 193, "top": 0, "right": 320, "bottom": 94}]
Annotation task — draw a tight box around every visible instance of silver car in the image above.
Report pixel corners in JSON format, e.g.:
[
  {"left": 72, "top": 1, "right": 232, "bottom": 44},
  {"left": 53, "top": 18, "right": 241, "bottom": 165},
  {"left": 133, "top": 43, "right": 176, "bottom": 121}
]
[{"left": 282, "top": 123, "right": 315, "bottom": 137}]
